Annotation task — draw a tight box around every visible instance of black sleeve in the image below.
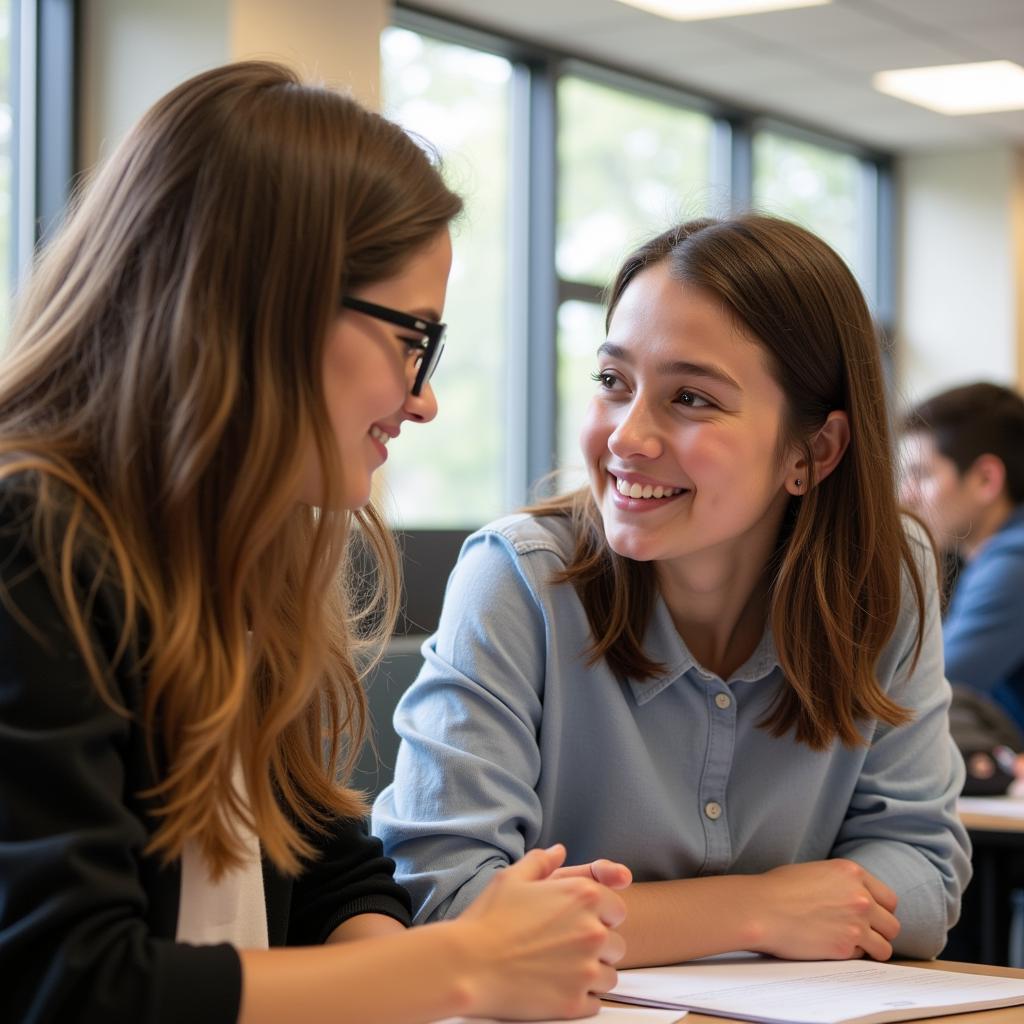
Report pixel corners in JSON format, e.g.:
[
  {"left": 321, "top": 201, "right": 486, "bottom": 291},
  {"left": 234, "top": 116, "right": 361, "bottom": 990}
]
[
  {"left": 287, "top": 816, "right": 412, "bottom": 946},
  {"left": 0, "top": 528, "right": 242, "bottom": 1024}
]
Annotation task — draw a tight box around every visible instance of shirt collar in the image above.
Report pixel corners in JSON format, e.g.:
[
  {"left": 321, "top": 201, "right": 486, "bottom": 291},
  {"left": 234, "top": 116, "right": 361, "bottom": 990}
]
[{"left": 628, "top": 594, "right": 781, "bottom": 705}]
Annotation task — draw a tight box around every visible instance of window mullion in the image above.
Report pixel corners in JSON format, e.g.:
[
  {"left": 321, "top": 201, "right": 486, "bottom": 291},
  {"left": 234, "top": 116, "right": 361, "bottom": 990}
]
[{"left": 508, "top": 57, "right": 558, "bottom": 505}]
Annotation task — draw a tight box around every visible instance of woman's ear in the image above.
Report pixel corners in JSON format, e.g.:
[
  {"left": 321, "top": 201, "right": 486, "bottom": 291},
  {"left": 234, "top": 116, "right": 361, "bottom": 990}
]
[{"left": 785, "top": 410, "right": 850, "bottom": 496}]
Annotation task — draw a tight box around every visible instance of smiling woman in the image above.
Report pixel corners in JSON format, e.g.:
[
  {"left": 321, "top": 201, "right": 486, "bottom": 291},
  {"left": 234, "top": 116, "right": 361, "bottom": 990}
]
[{"left": 374, "top": 213, "right": 971, "bottom": 968}]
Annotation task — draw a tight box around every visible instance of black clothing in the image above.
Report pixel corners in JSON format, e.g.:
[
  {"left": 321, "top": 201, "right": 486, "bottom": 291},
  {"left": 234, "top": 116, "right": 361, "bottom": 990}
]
[{"left": 0, "top": 487, "right": 410, "bottom": 1024}]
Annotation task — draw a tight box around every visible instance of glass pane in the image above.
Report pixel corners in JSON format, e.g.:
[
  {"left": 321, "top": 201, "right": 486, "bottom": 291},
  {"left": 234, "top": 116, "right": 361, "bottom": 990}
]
[
  {"left": 379, "top": 27, "right": 510, "bottom": 528},
  {"left": 0, "top": 0, "right": 12, "bottom": 344},
  {"left": 752, "top": 131, "right": 868, "bottom": 287},
  {"left": 556, "top": 299, "right": 606, "bottom": 491},
  {"left": 558, "top": 75, "right": 713, "bottom": 289}
]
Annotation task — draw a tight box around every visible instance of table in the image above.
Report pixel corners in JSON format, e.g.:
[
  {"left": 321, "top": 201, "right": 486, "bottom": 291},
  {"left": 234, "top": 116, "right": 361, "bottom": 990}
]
[
  {"left": 649, "top": 959, "right": 1024, "bottom": 1024},
  {"left": 956, "top": 797, "right": 1024, "bottom": 965}
]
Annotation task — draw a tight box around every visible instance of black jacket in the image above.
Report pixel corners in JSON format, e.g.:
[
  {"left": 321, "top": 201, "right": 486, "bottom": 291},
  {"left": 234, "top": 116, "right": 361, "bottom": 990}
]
[{"left": 0, "top": 487, "right": 411, "bottom": 1024}]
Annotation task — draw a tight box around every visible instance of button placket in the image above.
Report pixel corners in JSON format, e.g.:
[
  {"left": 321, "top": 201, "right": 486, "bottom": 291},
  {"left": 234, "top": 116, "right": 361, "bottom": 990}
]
[{"left": 699, "top": 679, "right": 734, "bottom": 872}]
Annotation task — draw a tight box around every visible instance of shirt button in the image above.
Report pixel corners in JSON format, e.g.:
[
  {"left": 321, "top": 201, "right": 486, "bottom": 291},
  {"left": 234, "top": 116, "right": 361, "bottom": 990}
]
[
  {"left": 715, "top": 692, "right": 732, "bottom": 709},
  {"left": 704, "top": 801, "right": 722, "bottom": 820}
]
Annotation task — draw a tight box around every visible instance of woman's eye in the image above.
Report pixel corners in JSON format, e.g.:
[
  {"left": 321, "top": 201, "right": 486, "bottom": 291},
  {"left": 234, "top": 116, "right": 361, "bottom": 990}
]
[
  {"left": 399, "top": 337, "right": 426, "bottom": 367},
  {"left": 590, "top": 370, "right": 619, "bottom": 389},
  {"left": 677, "top": 389, "right": 713, "bottom": 409}
]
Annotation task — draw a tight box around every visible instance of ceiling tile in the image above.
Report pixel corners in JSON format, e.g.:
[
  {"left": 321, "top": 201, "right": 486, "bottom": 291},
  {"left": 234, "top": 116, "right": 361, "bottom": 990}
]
[{"left": 404, "top": 0, "right": 1024, "bottom": 149}]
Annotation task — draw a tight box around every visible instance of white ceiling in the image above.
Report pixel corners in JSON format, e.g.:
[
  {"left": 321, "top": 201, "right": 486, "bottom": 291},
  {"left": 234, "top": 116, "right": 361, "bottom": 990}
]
[{"left": 402, "top": 0, "right": 1024, "bottom": 152}]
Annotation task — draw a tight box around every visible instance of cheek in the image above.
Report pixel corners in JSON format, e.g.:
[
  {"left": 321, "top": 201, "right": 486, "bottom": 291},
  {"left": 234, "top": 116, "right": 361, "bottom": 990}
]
[
  {"left": 921, "top": 475, "right": 953, "bottom": 508},
  {"left": 579, "top": 400, "right": 611, "bottom": 462}
]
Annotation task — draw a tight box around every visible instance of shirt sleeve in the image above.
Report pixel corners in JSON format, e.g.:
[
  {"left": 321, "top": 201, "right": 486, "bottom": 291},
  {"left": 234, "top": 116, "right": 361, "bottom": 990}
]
[
  {"left": 286, "top": 816, "right": 411, "bottom": 945},
  {"left": 943, "top": 541, "right": 1024, "bottom": 691},
  {"left": 0, "top": 527, "right": 245, "bottom": 1024},
  {"left": 372, "top": 529, "right": 548, "bottom": 923},
  {"left": 830, "top": 530, "right": 972, "bottom": 959}
]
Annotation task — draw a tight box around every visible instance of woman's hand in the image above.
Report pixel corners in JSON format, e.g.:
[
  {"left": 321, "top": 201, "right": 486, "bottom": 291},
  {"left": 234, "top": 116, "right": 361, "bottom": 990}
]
[
  {"left": 551, "top": 858, "right": 634, "bottom": 890},
  {"left": 454, "top": 844, "right": 627, "bottom": 1020},
  {"left": 749, "top": 859, "right": 900, "bottom": 961}
]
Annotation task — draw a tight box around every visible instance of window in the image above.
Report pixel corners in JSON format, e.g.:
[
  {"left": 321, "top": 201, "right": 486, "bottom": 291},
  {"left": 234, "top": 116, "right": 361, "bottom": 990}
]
[
  {"left": 3, "top": 0, "right": 76, "bottom": 345},
  {"left": 0, "top": 0, "right": 13, "bottom": 340},
  {"left": 752, "top": 130, "right": 876, "bottom": 295},
  {"left": 557, "top": 75, "right": 713, "bottom": 290},
  {"left": 379, "top": 27, "right": 512, "bottom": 529},
  {"left": 556, "top": 299, "right": 606, "bottom": 489},
  {"left": 384, "top": 11, "right": 889, "bottom": 532},
  {"left": 556, "top": 75, "right": 713, "bottom": 479}
]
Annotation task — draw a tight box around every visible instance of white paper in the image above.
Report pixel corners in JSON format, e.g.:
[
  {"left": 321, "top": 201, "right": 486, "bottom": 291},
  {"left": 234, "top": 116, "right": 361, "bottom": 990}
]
[
  {"left": 438, "top": 1007, "right": 684, "bottom": 1024},
  {"left": 958, "top": 794, "right": 1024, "bottom": 819},
  {"left": 607, "top": 954, "right": 1024, "bottom": 1024}
]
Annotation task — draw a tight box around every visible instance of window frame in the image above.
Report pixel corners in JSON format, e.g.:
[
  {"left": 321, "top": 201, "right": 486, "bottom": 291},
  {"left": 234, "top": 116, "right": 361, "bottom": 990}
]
[{"left": 10, "top": 0, "right": 75, "bottom": 287}]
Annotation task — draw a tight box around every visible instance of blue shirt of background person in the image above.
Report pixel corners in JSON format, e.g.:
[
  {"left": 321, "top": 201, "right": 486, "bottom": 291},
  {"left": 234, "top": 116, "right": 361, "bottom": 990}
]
[
  {"left": 900, "top": 383, "right": 1024, "bottom": 735},
  {"left": 374, "top": 215, "right": 970, "bottom": 969}
]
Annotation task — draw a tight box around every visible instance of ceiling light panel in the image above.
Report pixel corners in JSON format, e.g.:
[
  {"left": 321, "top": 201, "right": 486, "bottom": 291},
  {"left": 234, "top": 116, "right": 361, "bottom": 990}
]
[
  {"left": 873, "top": 60, "right": 1024, "bottom": 115},
  {"left": 613, "top": 0, "right": 831, "bottom": 21}
]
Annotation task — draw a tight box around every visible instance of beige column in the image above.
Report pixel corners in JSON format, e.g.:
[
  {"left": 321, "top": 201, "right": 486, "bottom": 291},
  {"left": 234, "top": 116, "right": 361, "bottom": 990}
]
[
  {"left": 230, "top": 0, "right": 388, "bottom": 110},
  {"left": 80, "top": 0, "right": 390, "bottom": 170},
  {"left": 1013, "top": 150, "right": 1024, "bottom": 392},
  {"left": 896, "top": 144, "right": 1024, "bottom": 403}
]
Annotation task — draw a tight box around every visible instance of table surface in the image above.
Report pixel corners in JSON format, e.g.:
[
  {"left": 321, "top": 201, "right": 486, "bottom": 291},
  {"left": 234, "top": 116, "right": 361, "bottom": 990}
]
[
  {"left": 618, "top": 959, "right": 1024, "bottom": 1024},
  {"left": 959, "top": 794, "right": 1024, "bottom": 834}
]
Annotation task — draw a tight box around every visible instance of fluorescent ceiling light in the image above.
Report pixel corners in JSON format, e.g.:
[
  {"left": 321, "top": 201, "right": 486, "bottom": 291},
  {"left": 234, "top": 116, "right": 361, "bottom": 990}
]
[
  {"left": 873, "top": 61, "right": 1024, "bottom": 115},
  {"left": 613, "top": 0, "right": 830, "bottom": 20}
]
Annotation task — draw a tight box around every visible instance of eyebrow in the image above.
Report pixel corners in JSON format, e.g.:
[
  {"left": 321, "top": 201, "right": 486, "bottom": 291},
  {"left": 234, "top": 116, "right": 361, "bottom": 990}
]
[
  {"left": 597, "top": 341, "right": 741, "bottom": 391},
  {"left": 410, "top": 307, "right": 443, "bottom": 323}
]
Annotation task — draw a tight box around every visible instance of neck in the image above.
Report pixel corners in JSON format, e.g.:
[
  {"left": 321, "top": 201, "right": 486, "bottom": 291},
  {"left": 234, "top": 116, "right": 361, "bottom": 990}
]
[
  {"left": 962, "top": 497, "right": 1016, "bottom": 560},
  {"left": 656, "top": 505, "right": 786, "bottom": 680}
]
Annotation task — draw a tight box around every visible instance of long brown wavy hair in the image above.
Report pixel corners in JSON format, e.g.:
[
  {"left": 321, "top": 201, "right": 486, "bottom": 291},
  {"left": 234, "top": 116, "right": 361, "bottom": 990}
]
[
  {"left": 531, "top": 215, "right": 926, "bottom": 750},
  {"left": 0, "top": 61, "right": 462, "bottom": 875}
]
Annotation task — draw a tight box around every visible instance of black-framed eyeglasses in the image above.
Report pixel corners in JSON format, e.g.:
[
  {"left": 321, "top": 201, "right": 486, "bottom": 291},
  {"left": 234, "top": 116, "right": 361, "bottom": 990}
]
[{"left": 340, "top": 296, "right": 446, "bottom": 397}]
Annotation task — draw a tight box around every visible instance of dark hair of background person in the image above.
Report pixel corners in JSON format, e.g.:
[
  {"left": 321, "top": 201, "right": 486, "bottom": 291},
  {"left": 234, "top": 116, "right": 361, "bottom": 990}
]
[{"left": 903, "top": 382, "right": 1024, "bottom": 504}]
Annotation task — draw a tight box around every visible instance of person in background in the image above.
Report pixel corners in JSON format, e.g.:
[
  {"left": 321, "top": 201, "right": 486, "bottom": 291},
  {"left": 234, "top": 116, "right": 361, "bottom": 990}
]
[
  {"left": 900, "top": 382, "right": 1024, "bottom": 962},
  {"left": 899, "top": 382, "right": 1024, "bottom": 795},
  {"left": 374, "top": 215, "right": 970, "bottom": 967},
  {"left": 0, "top": 61, "right": 627, "bottom": 1024}
]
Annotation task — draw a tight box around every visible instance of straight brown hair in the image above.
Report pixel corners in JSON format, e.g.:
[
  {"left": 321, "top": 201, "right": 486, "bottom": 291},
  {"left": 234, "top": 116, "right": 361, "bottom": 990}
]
[
  {"left": 0, "top": 62, "right": 462, "bottom": 875},
  {"left": 531, "top": 216, "right": 926, "bottom": 750}
]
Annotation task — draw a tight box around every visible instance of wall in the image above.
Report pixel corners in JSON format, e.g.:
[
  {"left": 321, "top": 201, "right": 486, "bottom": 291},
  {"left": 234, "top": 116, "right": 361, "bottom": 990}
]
[
  {"left": 895, "top": 146, "right": 1024, "bottom": 408},
  {"left": 79, "top": 0, "right": 389, "bottom": 170}
]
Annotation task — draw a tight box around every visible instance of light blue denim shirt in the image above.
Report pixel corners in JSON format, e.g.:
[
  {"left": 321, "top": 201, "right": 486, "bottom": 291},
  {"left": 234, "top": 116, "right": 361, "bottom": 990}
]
[{"left": 372, "top": 513, "right": 970, "bottom": 958}]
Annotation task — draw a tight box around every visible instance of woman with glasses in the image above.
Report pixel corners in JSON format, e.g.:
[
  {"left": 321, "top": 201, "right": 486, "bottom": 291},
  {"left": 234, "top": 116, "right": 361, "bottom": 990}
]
[
  {"left": 374, "top": 215, "right": 971, "bottom": 966},
  {"left": 0, "top": 62, "right": 628, "bottom": 1024}
]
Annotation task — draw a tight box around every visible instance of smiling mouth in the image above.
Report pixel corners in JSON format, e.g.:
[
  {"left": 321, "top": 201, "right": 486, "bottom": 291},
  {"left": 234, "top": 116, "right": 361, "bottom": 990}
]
[
  {"left": 613, "top": 476, "right": 687, "bottom": 500},
  {"left": 370, "top": 425, "right": 391, "bottom": 446}
]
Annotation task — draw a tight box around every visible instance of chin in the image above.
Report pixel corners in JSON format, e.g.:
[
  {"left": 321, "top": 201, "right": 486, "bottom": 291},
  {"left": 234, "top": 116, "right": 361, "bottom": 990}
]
[
  {"left": 604, "top": 526, "right": 661, "bottom": 563},
  {"left": 343, "top": 492, "right": 372, "bottom": 512}
]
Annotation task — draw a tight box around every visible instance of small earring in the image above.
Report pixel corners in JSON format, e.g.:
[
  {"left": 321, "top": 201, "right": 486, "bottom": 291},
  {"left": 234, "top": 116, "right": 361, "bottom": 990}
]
[{"left": 794, "top": 478, "right": 803, "bottom": 490}]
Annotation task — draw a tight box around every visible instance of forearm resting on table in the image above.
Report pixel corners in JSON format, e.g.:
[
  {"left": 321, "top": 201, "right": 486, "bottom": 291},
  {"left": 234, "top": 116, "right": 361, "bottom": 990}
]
[
  {"left": 239, "top": 921, "right": 474, "bottom": 1024},
  {"left": 617, "top": 876, "right": 765, "bottom": 967},
  {"left": 618, "top": 860, "right": 900, "bottom": 967}
]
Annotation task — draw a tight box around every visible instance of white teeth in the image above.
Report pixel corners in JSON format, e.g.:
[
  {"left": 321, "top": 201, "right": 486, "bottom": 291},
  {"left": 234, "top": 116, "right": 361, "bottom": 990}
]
[
  {"left": 370, "top": 426, "right": 390, "bottom": 445},
  {"left": 615, "top": 476, "right": 681, "bottom": 499}
]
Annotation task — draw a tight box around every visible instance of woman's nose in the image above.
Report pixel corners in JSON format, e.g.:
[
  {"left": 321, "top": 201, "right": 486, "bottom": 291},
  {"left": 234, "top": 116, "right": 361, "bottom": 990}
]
[
  {"left": 402, "top": 377, "right": 438, "bottom": 424},
  {"left": 608, "top": 399, "right": 661, "bottom": 459}
]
